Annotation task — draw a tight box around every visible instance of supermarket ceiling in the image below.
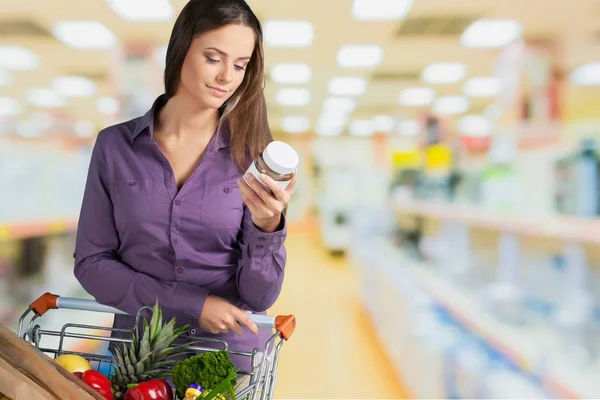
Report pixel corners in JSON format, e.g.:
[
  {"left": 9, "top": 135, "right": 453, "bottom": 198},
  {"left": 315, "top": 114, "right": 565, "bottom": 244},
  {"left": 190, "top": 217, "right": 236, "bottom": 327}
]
[{"left": 1, "top": 0, "right": 600, "bottom": 139}]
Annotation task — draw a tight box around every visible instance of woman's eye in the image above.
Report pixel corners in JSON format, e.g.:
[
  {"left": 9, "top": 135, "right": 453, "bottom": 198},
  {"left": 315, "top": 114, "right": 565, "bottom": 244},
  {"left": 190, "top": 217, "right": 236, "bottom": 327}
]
[
  {"left": 234, "top": 65, "right": 246, "bottom": 71},
  {"left": 205, "top": 56, "right": 219, "bottom": 64}
]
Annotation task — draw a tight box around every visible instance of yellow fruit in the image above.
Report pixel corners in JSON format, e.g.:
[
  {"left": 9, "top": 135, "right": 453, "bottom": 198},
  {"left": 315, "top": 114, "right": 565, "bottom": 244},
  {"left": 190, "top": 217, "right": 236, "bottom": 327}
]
[{"left": 55, "top": 354, "right": 93, "bottom": 374}]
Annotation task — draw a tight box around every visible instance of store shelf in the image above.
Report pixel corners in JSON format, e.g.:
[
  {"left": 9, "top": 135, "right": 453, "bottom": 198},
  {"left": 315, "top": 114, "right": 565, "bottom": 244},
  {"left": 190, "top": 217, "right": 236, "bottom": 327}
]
[
  {"left": 0, "top": 219, "right": 78, "bottom": 241},
  {"left": 393, "top": 200, "right": 600, "bottom": 245},
  {"left": 398, "top": 253, "right": 600, "bottom": 399}
]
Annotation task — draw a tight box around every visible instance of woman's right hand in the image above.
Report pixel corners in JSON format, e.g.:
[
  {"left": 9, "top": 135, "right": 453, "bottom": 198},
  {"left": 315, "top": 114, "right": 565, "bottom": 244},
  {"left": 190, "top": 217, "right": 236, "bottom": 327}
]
[{"left": 199, "top": 295, "right": 259, "bottom": 335}]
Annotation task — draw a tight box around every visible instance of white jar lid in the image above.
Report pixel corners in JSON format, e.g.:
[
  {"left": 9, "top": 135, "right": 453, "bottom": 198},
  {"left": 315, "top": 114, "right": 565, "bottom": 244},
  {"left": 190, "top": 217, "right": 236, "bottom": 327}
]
[{"left": 263, "top": 141, "right": 299, "bottom": 175}]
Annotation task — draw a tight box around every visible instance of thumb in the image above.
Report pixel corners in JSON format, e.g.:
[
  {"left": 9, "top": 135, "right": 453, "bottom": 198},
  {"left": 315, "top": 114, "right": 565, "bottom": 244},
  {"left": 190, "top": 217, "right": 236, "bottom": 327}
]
[{"left": 237, "top": 309, "right": 258, "bottom": 335}]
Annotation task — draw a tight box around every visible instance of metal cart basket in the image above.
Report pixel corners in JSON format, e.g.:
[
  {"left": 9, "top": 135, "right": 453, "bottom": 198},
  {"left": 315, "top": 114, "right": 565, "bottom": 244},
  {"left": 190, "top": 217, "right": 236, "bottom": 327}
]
[{"left": 17, "top": 293, "right": 296, "bottom": 400}]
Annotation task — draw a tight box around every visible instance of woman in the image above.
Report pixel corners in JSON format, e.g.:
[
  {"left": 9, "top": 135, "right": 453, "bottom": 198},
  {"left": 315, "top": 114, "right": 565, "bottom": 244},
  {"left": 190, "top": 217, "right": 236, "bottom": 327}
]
[{"left": 73, "top": 0, "right": 295, "bottom": 374}]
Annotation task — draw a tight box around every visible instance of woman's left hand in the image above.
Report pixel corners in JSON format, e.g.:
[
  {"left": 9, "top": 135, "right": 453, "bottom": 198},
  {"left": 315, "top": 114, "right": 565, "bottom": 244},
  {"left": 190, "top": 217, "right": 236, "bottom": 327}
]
[{"left": 238, "top": 173, "right": 296, "bottom": 233}]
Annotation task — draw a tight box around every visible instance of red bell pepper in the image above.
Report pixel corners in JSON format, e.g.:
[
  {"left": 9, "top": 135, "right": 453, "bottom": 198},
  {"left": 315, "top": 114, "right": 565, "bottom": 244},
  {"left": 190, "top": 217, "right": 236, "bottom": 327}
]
[
  {"left": 123, "top": 379, "right": 174, "bottom": 400},
  {"left": 80, "top": 370, "right": 114, "bottom": 400}
]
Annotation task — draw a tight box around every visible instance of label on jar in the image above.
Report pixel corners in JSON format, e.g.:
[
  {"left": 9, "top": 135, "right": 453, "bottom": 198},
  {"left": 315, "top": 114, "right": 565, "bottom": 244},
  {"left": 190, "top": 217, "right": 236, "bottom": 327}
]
[{"left": 244, "top": 160, "right": 292, "bottom": 192}]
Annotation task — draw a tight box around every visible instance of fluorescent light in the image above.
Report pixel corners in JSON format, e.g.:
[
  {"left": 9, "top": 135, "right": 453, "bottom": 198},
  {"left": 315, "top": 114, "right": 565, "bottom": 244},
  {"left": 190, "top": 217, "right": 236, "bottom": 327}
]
[
  {"left": 74, "top": 120, "right": 96, "bottom": 137},
  {"left": 461, "top": 19, "right": 522, "bottom": 49},
  {"left": 571, "top": 62, "right": 600, "bottom": 86},
  {"left": 270, "top": 63, "right": 312, "bottom": 84},
  {"left": 463, "top": 77, "right": 501, "bottom": 97},
  {"left": 349, "top": 119, "right": 375, "bottom": 136},
  {"left": 264, "top": 21, "right": 313, "bottom": 48},
  {"left": 422, "top": 62, "right": 467, "bottom": 84},
  {"left": 316, "top": 121, "right": 344, "bottom": 136},
  {"left": 97, "top": 97, "right": 120, "bottom": 115},
  {"left": 154, "top": 45, "right": 167, "bottom": 67},
  {"left": 0, "top": 69, "right": 12, "bottom": 85},
  {"left": 433, "top": 96, "right": 470, "bottom": 115},
  {"left": 0, "top": 46, "right": 39, "bottom": 70},
  {"left": 54, "top": 21, "right": 117, "bottom": 49},
  {"left": 353, "top": 0, "right": 414, "bottom": 21},
  {"left": 337, "top": 45, "right": 383, "bottom": 69},
  {"left": 106, "top": 0, "right": 173, "bottom": 21},
  {"left": 316, "top": 113, "right": 347, "bottom": 136},
  {"left": 398, "top": 119, "right": 420, "bottom": 136},
  {"left": 319, "top": 113, "right": 348, "bottom": 127},
  {"left": 276, "top": 88, "right": 311, "bottom": 106},
  {"left": 52, "top": 76, "right": 97, "bottom": 97},
  {"left": 0, "top": 97, "right": 21, "bottom": 115},
  {"left": 372, "top": 115, "right": 396, "bottom": 132},
  {"left": 323, "top": 97, "right": 356, "bottom": 113},
  {"left": 457, "top": 115, "right": 492, "bottom": 137},
  {"left": 26, "top": 88, "right": 66, "bottom": 108},
  {"left": 398, "top": 87, "right": 435, "bottom": 106},
  {"left": 281, "top": 116, "right": 310, "bottom": 133},
  {"left": 328, "top": 77, "right": 367, "bottom": 96}
]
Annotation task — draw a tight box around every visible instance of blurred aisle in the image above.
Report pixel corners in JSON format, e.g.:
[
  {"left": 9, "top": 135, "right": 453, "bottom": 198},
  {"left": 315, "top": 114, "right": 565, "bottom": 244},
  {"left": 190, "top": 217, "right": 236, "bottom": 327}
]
[{"left": 270, "top": 224, "right": 409, "bottom": 399}]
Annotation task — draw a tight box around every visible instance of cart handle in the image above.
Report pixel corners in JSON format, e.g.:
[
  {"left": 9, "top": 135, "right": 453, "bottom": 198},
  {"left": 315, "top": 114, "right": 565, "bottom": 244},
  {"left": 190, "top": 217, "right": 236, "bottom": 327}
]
[{"left": 29, "top": 292, "right": 296, "bottom": 340}]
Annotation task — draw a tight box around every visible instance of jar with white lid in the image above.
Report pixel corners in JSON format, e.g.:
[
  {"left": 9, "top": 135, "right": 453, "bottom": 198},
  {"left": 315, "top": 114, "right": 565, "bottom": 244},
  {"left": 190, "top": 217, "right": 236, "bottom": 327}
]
[{"left": 245, "top": 141, "right": 299, "bottom": 191}]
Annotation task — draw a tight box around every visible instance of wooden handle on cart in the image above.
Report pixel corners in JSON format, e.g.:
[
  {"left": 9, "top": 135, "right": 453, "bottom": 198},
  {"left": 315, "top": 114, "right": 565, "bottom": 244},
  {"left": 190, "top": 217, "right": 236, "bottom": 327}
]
[{"left": 28, "top": 293, "right": 297, "bottom": 339}]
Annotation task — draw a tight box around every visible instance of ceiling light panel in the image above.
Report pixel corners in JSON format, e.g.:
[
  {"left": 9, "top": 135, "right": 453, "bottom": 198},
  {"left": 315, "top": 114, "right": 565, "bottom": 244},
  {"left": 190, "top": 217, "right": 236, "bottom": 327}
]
[
  {"left": 106, "top": 0, "right": 174, "bottom": 21},
  {"left": 281, "top": 116, "right": 310, "bottom": 133},
  {"left": 433, "top": 96, "right": 470, "bottom": 115},
  {"left": 328, "top": 77, "right": 367, "bottom": 96},
  {"left": 26, "top": 88, "right": 66, "bottom": 108},
  {"left": 52, "top": 76, "right": 97, "bottom": 97},
  {"left": 571, "top": 62, "right": 600, "bottom": 86},
  {"left": 398, "top": 87, "right": 436, "bottom": 106},
  {"left": 461, "top": 19, "right": 522, "bottom": 49},
  {"left": 270, "top": 63, "right": 312, "bottom": 84},
  {"left": 337, "top": 44, "right": 383, "bottom": 69},
  {"left": 264, "top": 21, "right": 313, "bottom": 48},
  {"left": 53, "top": 21, "right": 117, "bottom": 49},
  {"left": 0, "top": 46, "right": 40, "bottom": 70},
  {"left": 463, "top": 77, "right": 501, "bottom": 97},
  {"left": 276, "top": 88, "right": 311, "bottom": 106},
  {"left": 353, "top": 0, "right": 414, "bottom": 21},
  {"left": 0, "top": 97, "right": 21, "bottom": 115},
  {"left": 323, "top": 97, "right": 357, "bottom": 114},
  {"left": 422, "top": 62, "right": 467, "bottom": 84},
  {"left": 349, "top": 119, "right": 375, "bottom": 136}
]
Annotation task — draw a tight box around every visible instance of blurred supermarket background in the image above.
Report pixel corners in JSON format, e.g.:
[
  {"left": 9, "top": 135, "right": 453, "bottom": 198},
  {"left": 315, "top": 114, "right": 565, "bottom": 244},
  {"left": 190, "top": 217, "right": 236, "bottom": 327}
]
[{"left": 2, "top": 0, "right": 600, "bottom": 398}]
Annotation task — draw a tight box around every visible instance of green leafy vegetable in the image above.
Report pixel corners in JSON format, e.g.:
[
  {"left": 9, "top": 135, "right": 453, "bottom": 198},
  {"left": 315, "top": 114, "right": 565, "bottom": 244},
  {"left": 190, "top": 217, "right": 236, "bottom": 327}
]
[{"left": 172, "top": 350, "right": 237, "bottom": 399}]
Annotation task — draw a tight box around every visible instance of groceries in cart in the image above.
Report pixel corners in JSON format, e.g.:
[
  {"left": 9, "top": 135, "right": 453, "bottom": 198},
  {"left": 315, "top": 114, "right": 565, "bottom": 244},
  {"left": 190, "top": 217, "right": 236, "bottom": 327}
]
[{"left": 10, "top": 293, "right": 296, "bottom": 400}]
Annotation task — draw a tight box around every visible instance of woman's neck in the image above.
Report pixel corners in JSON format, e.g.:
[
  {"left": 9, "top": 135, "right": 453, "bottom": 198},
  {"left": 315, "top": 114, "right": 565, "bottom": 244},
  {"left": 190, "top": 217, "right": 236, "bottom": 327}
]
[{"left": 156, "top": 93, "right": 219, "bottom": 143}]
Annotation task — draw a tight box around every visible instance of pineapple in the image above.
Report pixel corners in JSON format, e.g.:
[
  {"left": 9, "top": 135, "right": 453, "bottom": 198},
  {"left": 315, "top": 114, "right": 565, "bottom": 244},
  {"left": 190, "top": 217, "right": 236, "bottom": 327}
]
[{"left": 110, "top": 301, "right": 190, "bottom": 399}]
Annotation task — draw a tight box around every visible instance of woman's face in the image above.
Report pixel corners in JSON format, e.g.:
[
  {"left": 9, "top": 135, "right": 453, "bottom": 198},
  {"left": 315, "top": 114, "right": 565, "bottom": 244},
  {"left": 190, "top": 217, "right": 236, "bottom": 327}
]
[{"left": 178, "top": 23, "right": 255, "bottom": 109}]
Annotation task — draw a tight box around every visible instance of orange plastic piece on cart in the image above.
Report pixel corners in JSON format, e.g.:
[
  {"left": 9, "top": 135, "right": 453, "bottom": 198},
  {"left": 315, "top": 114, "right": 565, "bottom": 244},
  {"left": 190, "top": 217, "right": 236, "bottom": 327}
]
[
  {"left": 29, "top": 292, "right": 59, "bottom": 316},
  {"left": 275, "top": 315, "right": 296, "bottom": 340}
]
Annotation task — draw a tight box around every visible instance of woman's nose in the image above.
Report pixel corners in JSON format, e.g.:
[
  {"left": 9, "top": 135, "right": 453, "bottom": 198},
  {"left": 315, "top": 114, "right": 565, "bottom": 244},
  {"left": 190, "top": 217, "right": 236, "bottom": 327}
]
[{"left": 217, "top": 64, "right": 233, "bottom": 84}]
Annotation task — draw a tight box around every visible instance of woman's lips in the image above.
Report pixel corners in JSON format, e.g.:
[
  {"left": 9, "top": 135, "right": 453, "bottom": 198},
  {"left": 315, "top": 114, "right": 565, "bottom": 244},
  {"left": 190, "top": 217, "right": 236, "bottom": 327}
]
[{"left": 207, "top": 85, "right": 228, "bottom": 98}]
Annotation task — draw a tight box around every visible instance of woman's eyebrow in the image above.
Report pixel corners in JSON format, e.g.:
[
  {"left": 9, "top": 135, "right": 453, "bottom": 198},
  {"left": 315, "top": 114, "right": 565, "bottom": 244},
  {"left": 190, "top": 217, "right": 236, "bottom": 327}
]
[{"left": 204, "top": 47, "right": 251, "bottom": 61}]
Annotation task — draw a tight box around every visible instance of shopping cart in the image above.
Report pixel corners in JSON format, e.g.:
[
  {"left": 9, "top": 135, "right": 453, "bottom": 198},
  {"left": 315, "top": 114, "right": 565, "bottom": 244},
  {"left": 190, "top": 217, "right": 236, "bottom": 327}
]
[{"left": 17, "top": 293, "right": 296, "bottom": 400}]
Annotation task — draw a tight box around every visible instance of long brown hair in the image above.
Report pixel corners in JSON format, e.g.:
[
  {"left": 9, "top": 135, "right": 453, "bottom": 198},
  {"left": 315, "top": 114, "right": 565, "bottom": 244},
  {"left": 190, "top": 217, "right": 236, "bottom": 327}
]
[{"left": 163, "top": 0, "right": 272, "bottom": 171}]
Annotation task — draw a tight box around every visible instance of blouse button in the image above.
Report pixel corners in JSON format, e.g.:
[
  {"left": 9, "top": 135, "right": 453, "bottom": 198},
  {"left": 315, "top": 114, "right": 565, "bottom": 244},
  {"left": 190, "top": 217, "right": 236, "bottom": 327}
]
[
  {"left": 223, "top": 187, "right": 231, "bottom": 194},
  {"left": 128, "top": 180, "right": 137, "bottom": 187},
  {"left": 176, "top": 267, "right": 184, "bottom": 274}
]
